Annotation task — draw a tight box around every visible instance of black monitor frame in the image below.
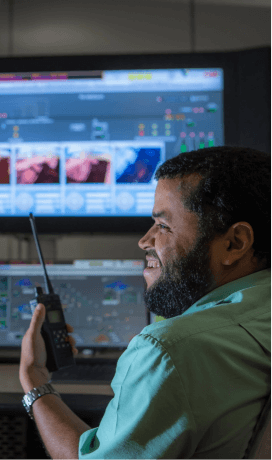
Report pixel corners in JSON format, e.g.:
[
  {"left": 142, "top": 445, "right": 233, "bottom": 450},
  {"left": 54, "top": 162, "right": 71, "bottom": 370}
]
[{"left": 0, "top": 46, "right": 270, "bottom": 235}]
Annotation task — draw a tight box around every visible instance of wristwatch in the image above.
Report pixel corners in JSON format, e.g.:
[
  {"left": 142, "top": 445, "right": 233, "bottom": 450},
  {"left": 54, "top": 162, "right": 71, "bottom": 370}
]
[{"left": 22, "top": 383, "right": 61, "bottom": 420}]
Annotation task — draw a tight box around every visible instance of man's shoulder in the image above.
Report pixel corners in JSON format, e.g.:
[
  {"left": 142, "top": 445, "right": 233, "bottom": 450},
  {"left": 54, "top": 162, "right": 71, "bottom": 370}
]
[{"left": 139, "top": 268, "right": 271, "bottom": 349}]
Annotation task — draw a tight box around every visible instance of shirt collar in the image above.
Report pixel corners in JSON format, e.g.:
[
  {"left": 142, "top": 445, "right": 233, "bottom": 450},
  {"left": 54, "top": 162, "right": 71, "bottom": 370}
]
[{"left": 181, "top": 268, "right": 271, "bottom": 318}]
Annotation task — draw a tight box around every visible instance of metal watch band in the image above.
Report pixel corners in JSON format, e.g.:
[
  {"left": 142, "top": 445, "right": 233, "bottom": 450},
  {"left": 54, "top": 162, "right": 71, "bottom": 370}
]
[{"left": 22, "top": 383, "right": 61, "bottom": 420}]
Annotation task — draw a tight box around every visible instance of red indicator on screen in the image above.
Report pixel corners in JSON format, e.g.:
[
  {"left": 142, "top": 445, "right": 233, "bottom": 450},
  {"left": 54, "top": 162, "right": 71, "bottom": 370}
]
[{"left": 204, "top": 71, "right": 219, "bottom": 78}]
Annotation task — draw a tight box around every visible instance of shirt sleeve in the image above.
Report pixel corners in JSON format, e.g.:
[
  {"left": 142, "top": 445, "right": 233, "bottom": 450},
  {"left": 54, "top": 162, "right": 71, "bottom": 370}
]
[{"left": 78, "top": 332, "right": 197, "bottom": 459}]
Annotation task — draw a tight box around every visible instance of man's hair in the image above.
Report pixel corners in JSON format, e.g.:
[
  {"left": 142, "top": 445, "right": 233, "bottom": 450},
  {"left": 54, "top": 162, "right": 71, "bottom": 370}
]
[{"left": 154, "top": 146, "right": 271, "bottom": 268}]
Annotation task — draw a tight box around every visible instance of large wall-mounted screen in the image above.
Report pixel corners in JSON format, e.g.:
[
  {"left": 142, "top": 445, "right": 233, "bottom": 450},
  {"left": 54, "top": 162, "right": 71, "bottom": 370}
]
[{"left": 0, "top": 68, "right": 224, "bottom": 217}]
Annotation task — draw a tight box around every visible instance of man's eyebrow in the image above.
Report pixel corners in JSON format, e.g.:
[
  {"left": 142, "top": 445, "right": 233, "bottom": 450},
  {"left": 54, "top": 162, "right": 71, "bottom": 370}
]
[{"left": 152, "top": 211, "right": 172, "bottom": 222}]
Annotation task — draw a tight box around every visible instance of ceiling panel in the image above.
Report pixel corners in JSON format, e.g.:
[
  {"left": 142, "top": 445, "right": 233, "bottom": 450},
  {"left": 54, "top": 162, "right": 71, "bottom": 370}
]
[
  {"left": 0, "top": 0, "right": 10, "bottom": 56},
  {"left": 145, "top": 0, "right": 270, "bottom": 6},
  {"left": 13, "top": 0, "right": 191, "bottom": 56},
  {"left": 197, "top": 0, "right": 270, "bottom": 5}
]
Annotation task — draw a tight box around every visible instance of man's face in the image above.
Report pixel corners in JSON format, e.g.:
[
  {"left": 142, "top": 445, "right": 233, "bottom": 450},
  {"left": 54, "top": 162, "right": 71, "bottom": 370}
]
[{"left": 138, "top": 176, "right": 217, "bottom": 318}]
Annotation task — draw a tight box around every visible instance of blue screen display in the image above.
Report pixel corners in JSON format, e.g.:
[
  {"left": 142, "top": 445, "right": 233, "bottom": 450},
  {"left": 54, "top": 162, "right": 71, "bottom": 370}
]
[
  {"left": 0, "top": 69, "right": 224, "bottom": 216},
  {"left": 0, "top": 260, "right": 146, "bottom": 349}
]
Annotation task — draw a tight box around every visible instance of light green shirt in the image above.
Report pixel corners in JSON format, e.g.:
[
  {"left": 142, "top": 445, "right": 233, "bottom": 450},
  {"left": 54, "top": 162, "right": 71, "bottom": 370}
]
[{"left": 79, "top": 268, "right": 271, "bottom": 459}]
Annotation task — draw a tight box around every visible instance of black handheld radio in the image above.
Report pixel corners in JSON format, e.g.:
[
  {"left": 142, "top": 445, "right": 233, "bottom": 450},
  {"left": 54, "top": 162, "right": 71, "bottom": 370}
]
[{"left": 29, "top": 212, "right": 76, "bottom": 372}]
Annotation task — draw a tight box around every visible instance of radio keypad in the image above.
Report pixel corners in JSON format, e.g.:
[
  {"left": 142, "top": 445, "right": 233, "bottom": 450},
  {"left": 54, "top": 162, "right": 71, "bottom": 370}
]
[{"left": 53, "top": 329, "right": 70, "bottom": 349}]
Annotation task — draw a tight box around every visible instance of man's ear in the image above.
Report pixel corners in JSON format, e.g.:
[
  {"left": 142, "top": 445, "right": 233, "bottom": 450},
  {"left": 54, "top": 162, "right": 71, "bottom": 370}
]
[{"left": 223, "top": 222, "right": 254, "bottom": 266}]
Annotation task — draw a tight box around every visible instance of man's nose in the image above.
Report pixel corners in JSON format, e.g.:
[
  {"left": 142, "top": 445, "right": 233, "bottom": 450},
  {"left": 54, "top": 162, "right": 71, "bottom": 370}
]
[
  {"left": 138, "top": 227, "right": 154, "bottom": 250},
  {"left": 138, "top": 233, "right": 146, "bottom": 250}
]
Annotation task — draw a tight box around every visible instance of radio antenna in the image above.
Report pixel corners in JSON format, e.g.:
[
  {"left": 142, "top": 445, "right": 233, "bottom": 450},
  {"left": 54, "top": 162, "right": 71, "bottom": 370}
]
[{"left": 29, "top": 213, "right": 54, "bottom": 294}]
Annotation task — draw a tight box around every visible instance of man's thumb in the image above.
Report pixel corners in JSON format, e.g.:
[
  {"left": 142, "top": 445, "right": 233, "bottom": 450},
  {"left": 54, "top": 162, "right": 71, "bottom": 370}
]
[
  {"left": 29, "top": 303, "right": 45, "bottom": 334},
  {"left": 34, "top": 303, "right": 45, "bottom": 325}
]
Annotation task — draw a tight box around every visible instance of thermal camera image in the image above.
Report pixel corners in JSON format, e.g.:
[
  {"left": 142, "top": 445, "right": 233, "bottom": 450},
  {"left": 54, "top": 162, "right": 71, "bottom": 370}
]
[
  {"left": 115, "top": 147, "right": 161, "bottom": 183},
  {"left": 0, "top": 150, "right": 10, "bottom": 184},
  {"left": 65, "top": 147, "right": 111, "bottom": 184},
  {"left": 16, "top": 147, "right": 60, "bottom": 184}
]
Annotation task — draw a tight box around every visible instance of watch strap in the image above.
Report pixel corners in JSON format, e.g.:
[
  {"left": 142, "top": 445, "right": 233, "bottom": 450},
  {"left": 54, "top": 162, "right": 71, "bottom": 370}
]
[{"left": 22, "top": 383, "right": 61, "bottom": 420}]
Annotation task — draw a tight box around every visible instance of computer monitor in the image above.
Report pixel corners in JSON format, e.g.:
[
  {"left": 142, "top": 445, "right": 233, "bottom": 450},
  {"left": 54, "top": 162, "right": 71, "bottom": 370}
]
[
  {"left": 0, "top": 57, "right": 226, "bottom": 235},
  {"left": 0, "top": 68, "right": 223, "bottom": 215},
  {"left": 0, "top": 47, "right": 270, "bottom": 234},
  {"left": 0, "top": 260, "right": 149, "bottom": 352}
]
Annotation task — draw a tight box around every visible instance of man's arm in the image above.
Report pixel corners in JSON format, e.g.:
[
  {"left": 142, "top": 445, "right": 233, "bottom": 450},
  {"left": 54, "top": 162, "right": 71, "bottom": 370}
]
[{"left": 31, "top": 392, "right": 91, "bottom": 460}]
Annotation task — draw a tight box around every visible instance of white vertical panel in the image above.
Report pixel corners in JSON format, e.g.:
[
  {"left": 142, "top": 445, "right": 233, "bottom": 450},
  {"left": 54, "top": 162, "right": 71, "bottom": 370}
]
[
  {"left": 2, "top": 0, "right": 271, "bottom": 57},
  {"left": 0, "top": 236, "right": 9, "bottom": 259},
  {"left": 9, "top": 237, "right": 19, "bottom": 260},
  {"left": 151, "top": 0, "right": 270, "bottom": 4},
  {"left": 0, "top": 236, "right": 19, "bottom": 260},
  {"left": 20, "top": 239, "right": 29, "bottom": 261},
  {"left": 56, "top": 235, "right": 145, "bottom": 260},
  {"left": 0, "top": 0, "right": 10, "bottom": 56},
  {"left": 55, "top": 236, "right": 82, "bottom": 261},
  {"left": 12, "top": 0, "right": 191, "bottom": 56},
  {"left": 195, "top": 0, "right": 270, "bottom": 6},
  {"left": 195, "top": 3, "right": 270, "bottom": 51},
  {"left": 29, "top": 236, "right": 57, "bottom": 261}
]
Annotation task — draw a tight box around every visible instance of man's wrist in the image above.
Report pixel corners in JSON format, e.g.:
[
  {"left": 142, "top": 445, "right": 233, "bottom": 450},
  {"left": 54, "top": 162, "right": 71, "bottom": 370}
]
[{"left": 20, "top": 369, "right": 50, "bottom": 394}]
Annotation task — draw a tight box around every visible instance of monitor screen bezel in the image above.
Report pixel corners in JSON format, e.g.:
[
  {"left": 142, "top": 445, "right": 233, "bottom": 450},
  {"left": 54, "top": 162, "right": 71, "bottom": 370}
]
[
  {"left": 0, "top": 260, "right": 150, "bottom": 357},
  {"left": 0, "top": 49, "right": 238, "bottom": 234}
]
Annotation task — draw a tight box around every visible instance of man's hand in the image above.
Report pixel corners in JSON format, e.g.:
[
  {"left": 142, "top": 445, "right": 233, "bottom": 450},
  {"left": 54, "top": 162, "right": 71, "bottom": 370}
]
[
  {"left": 18, "top": 305, "right": 89, "bottom": 459},
  {"left": 19, "top": 303, "right": 78, "bottom": 393}
]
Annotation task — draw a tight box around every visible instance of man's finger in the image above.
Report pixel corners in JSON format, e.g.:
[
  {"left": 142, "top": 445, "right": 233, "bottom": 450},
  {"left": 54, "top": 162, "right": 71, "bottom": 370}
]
[
  {"left": 29, "top": 303, "right": 45, "bottom": 332},
  {"left": 66, "top": 324, "right": 74, "bottom": 332},
  {"left": 65, "top": 336, "right": 76, "bottom": 346}
]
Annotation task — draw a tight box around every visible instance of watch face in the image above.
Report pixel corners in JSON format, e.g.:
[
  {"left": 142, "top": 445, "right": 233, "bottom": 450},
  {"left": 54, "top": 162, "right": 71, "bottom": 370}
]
[{"left": 22, "top": 384, "right": 60, "bottom": 419}]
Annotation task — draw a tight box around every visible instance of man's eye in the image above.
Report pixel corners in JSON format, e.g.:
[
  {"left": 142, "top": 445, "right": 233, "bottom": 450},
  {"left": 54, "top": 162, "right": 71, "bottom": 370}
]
[{"left": 156, "top": 224, "right": 169, "bottom": 230}]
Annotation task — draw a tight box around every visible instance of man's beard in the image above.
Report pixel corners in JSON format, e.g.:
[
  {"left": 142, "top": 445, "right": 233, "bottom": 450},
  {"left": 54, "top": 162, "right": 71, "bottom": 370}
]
[{"left": 143, "top": 234, "right": 216, "bottom": 319}]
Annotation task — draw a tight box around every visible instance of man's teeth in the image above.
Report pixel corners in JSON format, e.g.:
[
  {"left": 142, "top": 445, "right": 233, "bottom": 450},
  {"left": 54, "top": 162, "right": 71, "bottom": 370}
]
[{"left": 147, "top": 261, "right": 160, "bottom": 268}]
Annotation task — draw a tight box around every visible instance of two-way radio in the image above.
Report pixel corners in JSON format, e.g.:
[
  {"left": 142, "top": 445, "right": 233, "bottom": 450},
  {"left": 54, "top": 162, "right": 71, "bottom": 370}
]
[{"left": 29, "top": 213, "right": 75, "bottom": 372}]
